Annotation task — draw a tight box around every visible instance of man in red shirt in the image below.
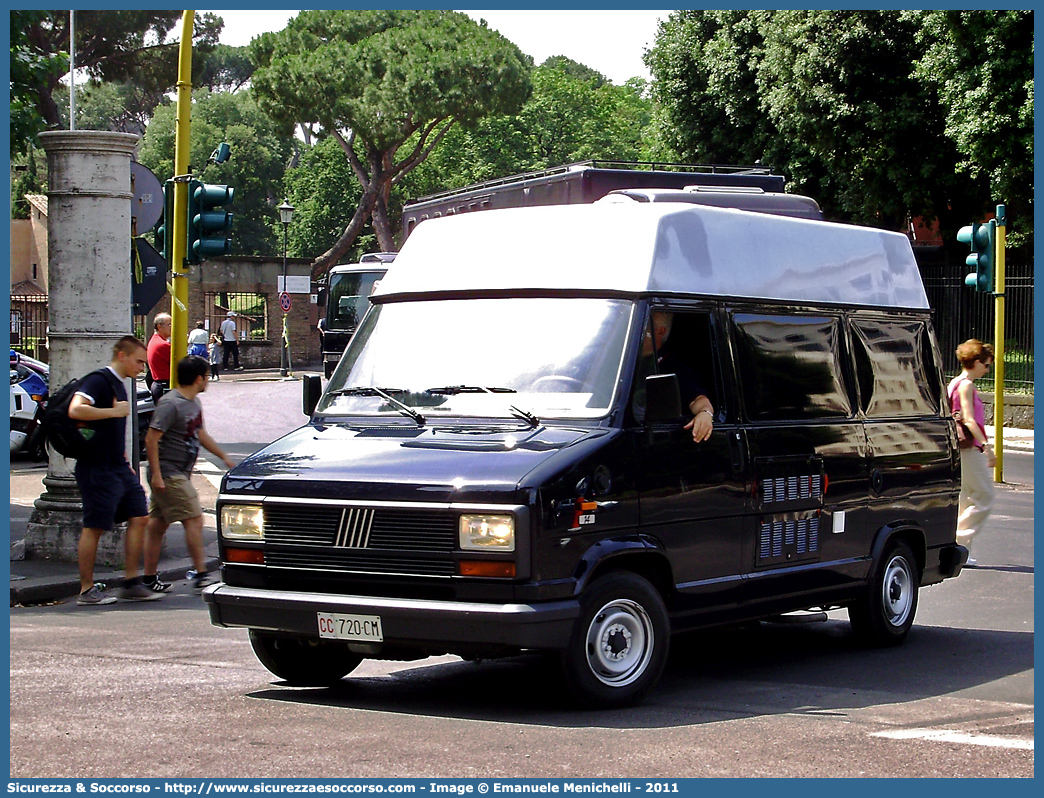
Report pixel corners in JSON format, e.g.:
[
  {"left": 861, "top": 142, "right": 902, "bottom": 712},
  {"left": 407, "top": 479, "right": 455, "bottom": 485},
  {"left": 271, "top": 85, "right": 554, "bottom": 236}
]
[{"left": 146, "top": 312, "right": 172, "bottom": 402}]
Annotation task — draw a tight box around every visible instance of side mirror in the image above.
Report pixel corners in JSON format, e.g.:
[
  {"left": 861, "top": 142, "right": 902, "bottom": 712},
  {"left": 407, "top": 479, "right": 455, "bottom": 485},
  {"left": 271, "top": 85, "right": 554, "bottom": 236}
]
[
  {"left": 645, "top": 373, "right": 682, "bottom": 423},
  {"left": 303, "top": 374, "right": 323, "bottom": 417}
]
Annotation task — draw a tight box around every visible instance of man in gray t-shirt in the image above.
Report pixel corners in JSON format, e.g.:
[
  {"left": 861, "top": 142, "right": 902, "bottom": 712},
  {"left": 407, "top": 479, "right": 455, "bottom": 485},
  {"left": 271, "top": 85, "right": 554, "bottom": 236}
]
[{"left": 143, "top": 355, "right": 235, "bottom": 593}]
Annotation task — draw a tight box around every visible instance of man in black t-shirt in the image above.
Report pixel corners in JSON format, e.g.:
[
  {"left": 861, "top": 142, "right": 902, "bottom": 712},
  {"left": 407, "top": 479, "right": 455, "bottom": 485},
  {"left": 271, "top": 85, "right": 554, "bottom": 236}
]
[{"left": 68, "top": 335, "right": 161, "bottom": 605}]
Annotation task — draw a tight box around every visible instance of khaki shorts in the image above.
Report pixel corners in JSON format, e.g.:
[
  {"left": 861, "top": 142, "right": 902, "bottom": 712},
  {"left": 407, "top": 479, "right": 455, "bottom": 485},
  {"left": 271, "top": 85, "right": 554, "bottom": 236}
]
[{"left": 148, "top": 473, "right": 203, "bottom": 524}]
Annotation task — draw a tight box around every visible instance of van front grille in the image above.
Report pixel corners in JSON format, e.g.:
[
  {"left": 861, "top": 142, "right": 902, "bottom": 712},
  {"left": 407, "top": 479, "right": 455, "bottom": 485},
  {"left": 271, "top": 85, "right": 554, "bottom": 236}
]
[{"left": 261, "top": 503, "right": 457, "bottom": 576}]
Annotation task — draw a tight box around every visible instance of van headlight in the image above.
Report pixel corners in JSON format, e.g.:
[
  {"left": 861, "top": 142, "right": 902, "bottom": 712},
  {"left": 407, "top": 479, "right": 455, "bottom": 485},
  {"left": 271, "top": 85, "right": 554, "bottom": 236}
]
[
  {"left": 221, "top": 505, "right": 265, "bottom": 541},
  {"left": 459, "top": 514, "right": 515, "bottom": 552}
]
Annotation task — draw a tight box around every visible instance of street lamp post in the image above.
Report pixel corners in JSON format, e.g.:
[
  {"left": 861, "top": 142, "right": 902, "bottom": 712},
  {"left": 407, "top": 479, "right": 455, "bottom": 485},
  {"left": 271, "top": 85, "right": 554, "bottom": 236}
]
[{"left": 278, "top": 200, "right": 294, "bottom": 377}]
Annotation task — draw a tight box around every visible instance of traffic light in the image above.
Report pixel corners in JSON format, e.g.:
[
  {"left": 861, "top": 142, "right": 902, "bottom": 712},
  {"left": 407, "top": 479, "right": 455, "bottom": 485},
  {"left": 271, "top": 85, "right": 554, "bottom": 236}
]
[
  {"left": 186, "top": 179, "right": 234, "bottom": 264},
  {"left": 957, "top": 220, "right": 996, "bottom": 293},
  {"left": 156, "top": 180, "right": 174, "bottom": 262}
]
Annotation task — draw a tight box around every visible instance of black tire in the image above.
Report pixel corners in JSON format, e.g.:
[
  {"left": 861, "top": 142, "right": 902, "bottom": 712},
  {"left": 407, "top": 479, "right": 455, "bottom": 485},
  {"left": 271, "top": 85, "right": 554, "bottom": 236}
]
[
  {"left": 849, "top": 540, "right": 919, "bottom": 646},
  {"left": 561, "top": 572, "right": 670, "bottom": 709},
  {"left": 248, "top": 630, "right": 363, "bottom": 686}
]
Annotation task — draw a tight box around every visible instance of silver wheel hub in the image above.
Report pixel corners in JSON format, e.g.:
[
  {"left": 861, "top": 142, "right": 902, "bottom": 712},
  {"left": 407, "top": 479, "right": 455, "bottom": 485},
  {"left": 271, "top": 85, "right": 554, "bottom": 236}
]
[
  {"left": 585, "top": 599, "right": 654, "bottom": 686},
  {"left": 882, "top": 555, "right": 913, "bottom": 627}
]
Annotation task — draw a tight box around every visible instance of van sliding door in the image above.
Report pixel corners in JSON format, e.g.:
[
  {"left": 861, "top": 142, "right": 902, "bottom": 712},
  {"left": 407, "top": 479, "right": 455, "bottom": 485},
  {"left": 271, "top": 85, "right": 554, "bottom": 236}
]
[{"left": 729, "top": 309, "right": 869, "bottom": 608}]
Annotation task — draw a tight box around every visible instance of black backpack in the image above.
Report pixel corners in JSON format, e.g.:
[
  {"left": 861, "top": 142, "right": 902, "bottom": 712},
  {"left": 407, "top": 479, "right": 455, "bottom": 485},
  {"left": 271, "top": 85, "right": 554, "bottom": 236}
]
[{"left": 41, "top": 368, "right": 120, "bottom": 459}]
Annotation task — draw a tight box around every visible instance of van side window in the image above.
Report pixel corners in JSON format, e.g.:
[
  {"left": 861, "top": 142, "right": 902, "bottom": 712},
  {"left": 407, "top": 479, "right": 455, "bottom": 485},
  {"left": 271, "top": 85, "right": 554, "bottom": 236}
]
[
  {"left": 851, "top": 319, "right": 941, "bottom": 417},
  {"left": 731, "top": 313, "right": 851, "bottom": 421},
  {"left": 631, "top": 310, "right": 719, "bottom": 422},
  {"left": 655, "top": 311, "right": 719, "bottom": 416}
]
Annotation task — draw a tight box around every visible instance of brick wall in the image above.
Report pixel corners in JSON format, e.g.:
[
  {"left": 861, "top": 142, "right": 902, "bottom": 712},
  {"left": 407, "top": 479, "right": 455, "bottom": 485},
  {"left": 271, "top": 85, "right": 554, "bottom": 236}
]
[{"left": 174, "top": 256, "right": 321, "bottom": 370}]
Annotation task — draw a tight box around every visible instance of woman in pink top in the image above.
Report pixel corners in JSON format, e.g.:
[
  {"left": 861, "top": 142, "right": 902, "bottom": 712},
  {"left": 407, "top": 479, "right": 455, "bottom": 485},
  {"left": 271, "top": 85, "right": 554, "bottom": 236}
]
[{"left": 947, "top": 339, "right": 995, "bottom": 566}]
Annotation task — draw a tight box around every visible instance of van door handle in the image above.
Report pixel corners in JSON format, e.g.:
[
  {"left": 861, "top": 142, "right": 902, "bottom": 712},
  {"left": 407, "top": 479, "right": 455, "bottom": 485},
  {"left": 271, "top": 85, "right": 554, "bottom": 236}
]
[
  {"left": 871, "top": 468, "right": 884, "bottom": 494},
  {"left": 730, "top": 431, "right": 746, "bottom": 474}
]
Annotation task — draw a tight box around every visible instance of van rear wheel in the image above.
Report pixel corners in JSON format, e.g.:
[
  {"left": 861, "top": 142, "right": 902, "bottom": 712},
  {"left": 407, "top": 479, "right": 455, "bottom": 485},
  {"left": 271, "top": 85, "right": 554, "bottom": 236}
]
[
  {"left": 249, "top": 630, "right": 363, "bottom": 686},
  {"left": 561, "top": 572, "right": 669, "bottom": 709},
  {"left": 849, "top": 540, "right": 919, "bottom": 646}
]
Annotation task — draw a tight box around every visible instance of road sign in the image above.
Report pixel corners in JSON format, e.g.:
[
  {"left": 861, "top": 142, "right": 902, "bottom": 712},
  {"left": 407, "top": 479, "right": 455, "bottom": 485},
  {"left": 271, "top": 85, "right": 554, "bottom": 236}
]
[
  {"left": 279, "top": 292, "right": 292, "bottom": 312},
  {"left": 131, "top": 162, "right": 164, "bottom": 232},
  {"left": 132, "top": 238, "right": 169, "bottom": 315}
]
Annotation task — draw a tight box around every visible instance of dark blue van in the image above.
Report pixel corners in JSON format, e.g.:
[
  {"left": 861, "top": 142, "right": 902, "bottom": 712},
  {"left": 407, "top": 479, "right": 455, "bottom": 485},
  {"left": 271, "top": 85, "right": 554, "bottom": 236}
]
[{"left": 205, "top": 202, "right": 968, "bottom": 708}]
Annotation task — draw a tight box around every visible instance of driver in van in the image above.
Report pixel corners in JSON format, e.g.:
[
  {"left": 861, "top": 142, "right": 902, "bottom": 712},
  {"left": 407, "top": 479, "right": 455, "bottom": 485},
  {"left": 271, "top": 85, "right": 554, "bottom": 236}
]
[{"left": 639, "top": 310, "right": 715, "bottom": 442}]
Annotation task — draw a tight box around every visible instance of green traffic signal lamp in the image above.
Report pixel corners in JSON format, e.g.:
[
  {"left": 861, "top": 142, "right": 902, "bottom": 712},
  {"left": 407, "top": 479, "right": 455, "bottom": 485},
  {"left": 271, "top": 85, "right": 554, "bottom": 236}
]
[
  {"left": 157, "top": 180, "right": 174, "bottom": 260},
  {"left": 956, "top": 220, "right": 995, "bottom": 293},
  {"left": 186, "top": 179, "right": 235, "bottom": 264}
]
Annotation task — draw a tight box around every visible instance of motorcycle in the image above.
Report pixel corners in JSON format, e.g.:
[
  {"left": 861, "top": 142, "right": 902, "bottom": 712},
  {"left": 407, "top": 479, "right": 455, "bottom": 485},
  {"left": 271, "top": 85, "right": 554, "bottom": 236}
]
[
  {"left": 10, "top": 350, "right": 49, "bottom": 460},
  {"left": 9, "top": 350, "right": 154, "bottom": 460}
]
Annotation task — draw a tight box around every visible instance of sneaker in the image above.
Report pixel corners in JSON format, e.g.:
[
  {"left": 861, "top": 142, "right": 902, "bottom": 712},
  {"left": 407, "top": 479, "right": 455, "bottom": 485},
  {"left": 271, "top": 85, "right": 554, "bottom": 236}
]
[
  {"left": 76, "top": 585, "right": 116, "bottom": 606},
  {"left": 193, "top": 571, "right": 219, "bottom": 592},
  {"left": 143, "top": 576, "right": 172, "bottom": 593},
  {"left": 118, "top": 581, "right": 164, "bottom": 602}
]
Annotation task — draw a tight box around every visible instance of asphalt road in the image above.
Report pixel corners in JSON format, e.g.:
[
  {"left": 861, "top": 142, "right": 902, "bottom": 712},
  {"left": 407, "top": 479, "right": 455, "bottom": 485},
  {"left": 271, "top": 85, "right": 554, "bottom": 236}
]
[{"left": 8, "top": 378, "right": 1034, "bottom": 778}]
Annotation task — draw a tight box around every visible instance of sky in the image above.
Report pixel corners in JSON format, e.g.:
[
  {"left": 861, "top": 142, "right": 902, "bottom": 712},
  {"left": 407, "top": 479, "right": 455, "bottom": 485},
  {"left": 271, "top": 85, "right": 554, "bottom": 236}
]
[{"left": 201, "top": 9, "right": 669, "bottom": 85}]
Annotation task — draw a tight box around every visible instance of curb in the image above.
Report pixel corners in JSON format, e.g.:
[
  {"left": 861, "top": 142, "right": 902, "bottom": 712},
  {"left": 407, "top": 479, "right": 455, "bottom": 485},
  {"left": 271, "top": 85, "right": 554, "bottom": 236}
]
[{"left": 10, "top": 556, "right": 222, "bottom": 606}]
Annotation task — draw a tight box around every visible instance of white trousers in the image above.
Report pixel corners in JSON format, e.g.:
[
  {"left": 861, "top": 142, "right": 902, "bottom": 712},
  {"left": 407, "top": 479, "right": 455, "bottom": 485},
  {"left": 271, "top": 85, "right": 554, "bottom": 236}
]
[{"left": 957, "top": 447, "right": 994, "bottom": 548}]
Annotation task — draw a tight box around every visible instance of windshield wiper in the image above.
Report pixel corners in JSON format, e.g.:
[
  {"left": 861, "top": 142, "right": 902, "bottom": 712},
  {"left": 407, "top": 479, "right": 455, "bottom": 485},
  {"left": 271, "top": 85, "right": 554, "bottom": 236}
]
[
  {"left": 509, "top": 405, "right": 540, "bottom": 427},
  {"left": 327, "top": 387, "right": 425, "bottom": 425},
  {"left": 425, "top": 385, "right": 517, "bottom": 395}
]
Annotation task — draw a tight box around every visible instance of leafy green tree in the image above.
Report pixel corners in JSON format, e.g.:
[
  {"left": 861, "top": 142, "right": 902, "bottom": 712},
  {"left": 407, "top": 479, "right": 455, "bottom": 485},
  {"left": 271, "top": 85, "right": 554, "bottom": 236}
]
[
  {"left": 402, "top": 62, "right": 660, "bottom": 206},
  {"left": 645, "top": 10, "right": 993, "bottom": 239},
  {"left": 249, "top": 9, "right": 532, "bottom": 275},
  {"left": 10, "top": 11, "right": 68, "bottom": 156},
  {"left": 138, "top": 89, "right": 293, "bottom": 256},
  {"left": 18, "top": 11, "right": 222, "bottom": 131},
  {"left": 910, "top": 10, "right": 1033, "bottom": 250},
  {"left": 280, "top": 136, "right": 375, "bottom": 263},
  {"left": 196, "top": 44, "right": 256, "bottom": 93}
]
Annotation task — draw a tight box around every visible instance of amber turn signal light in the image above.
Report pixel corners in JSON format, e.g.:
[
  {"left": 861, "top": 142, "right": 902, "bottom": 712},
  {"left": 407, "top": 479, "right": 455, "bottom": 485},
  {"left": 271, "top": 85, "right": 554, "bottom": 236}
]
[
  {"left": 458, "top": 560, "right": 516, "bottom": 578},
  {"left": 225, "top": 547, "right": 264, "bottom": 565}
]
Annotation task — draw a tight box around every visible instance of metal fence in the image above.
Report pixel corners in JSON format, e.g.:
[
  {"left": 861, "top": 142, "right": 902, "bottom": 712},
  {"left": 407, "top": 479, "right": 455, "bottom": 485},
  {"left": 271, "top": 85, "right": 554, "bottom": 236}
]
[
  {"left": 10, "top": 295, "right": 49, "bottom": 362},
  {"left": 204, "top": 292, "right": 269, "bottom": 341},
  {"left": 921, "top": 251, "right": 1034, "bottom": 394}
]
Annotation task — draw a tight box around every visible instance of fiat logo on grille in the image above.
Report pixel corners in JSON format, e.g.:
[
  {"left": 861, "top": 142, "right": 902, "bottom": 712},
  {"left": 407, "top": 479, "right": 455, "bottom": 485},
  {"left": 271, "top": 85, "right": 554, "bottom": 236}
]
[{"left": 335, "top": 508, "right": 374, "bottom": 548}]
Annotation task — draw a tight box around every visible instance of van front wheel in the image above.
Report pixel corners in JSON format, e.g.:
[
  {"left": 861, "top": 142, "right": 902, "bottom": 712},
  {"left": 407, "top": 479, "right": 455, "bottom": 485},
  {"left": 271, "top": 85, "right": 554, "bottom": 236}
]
[
  {"left": 849, "top": 540, "right": 919, "bottom": 646},
  {"left": 561, "top": 572, "right": 669, "bottom": 708},
  {"left": 249, "top": 630, "right": 363, "bottom": 686}
]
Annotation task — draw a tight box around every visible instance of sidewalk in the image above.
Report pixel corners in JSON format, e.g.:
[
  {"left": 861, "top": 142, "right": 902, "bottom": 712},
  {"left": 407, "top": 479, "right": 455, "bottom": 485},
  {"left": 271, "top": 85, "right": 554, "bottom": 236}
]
[{"left": 9, "top": 463, "right": 223, "bottom": 606}]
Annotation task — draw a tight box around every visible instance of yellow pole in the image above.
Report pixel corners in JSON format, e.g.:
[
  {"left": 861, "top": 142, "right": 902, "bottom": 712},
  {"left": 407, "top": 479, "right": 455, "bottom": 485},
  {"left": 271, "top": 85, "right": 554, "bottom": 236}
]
[
  {"left": 169, "top": 10, "right": 194, "bottom": 373},
  {"left": 992, "top": 206, "right": 1006, "bottom": 483}
]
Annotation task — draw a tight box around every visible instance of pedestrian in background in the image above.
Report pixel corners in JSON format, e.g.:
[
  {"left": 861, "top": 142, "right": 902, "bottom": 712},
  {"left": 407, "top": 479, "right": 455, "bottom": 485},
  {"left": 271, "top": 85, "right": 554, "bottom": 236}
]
[
  {"left": 220, "top": 311, "right": 243, "bottom": 371},
  {"left": 143, "top": 355, "right": 235, "bottom": 593},
  {"left": 208, "top": 333, "right": 222, "bottom": 380},
  {"left": 68, "top": 335, "right": 162, "bottom": 605},
  {"left": 187, "top": 321, "right": 209, "bottom": 357},
  {"left": 948, "top": 338, "right": 996, "bottom": 567},
  {"left": 146, "top": 312, "right": 172, "bottom": 403}
]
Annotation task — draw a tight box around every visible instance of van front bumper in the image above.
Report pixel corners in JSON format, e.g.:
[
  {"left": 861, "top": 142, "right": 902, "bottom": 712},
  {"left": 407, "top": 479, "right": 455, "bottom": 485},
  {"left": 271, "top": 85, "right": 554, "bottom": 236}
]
[{"left": 203, "top": 584, "right": 581, "bottom": 650}]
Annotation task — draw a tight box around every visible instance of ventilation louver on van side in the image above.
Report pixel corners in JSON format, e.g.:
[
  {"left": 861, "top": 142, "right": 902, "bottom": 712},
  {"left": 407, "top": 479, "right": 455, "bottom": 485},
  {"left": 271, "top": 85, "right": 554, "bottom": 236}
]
[{"left": 757, "top": 515, "right": 820, "bottom": 566}]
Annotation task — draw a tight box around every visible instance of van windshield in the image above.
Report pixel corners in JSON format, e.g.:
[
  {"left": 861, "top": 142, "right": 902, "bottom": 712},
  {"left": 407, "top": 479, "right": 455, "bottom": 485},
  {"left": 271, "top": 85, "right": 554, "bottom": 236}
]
[{"left": 319, "top": 297, "right": 635, "bottom": 421}]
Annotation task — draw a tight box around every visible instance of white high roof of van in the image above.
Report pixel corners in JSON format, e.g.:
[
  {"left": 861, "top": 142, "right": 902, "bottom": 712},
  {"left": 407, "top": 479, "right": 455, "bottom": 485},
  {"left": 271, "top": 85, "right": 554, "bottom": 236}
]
[{"left": 374, "top": 203, "right": 929, "bottom": 309}]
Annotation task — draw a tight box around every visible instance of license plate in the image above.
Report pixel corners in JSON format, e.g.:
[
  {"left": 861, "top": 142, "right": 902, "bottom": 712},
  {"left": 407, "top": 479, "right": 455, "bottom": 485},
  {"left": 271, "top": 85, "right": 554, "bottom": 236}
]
[{"left": 317, "top": 612, "right": 383, "bottom": 642}]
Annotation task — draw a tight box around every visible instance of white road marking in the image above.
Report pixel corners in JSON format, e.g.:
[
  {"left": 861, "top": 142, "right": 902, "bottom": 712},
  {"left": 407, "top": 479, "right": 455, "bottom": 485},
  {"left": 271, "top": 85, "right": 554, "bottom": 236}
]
[
  {"left": 872, "top": 729, "right": 1033, "bottom": 750},
  {"left": 195, "top": 457, "right": 226, "bottom": 490}
]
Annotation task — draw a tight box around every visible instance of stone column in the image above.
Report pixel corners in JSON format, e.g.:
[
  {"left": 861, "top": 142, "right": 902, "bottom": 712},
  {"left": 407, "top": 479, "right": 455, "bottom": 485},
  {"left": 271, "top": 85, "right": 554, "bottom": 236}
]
[{"left": 26, "top": 131, "right": 140, "bottom": 564}]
